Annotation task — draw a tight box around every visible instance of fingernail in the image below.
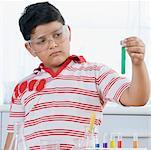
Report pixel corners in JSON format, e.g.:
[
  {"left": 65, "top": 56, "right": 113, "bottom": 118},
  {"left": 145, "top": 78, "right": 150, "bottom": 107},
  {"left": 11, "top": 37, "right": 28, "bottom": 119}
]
[{"left": 123, "top": 43, "right": 127, "bottom": 47}]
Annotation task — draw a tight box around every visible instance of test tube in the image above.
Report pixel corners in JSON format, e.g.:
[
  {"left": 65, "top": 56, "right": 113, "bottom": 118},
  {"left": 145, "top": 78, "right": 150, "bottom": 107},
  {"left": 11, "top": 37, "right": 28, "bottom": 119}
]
[
  {"left": 117, "top": 133, "right": 123, "bottom": 148},
  {"left": 120, "top": 40, "right": 126, "bottom": 74},
  {"left": 133, "top": 134, "right": 139, "bottom": 148},
  {"left": 89, "top": 112, "right": 96, "bottom": 133},
  {"left": 94, "top": 125, "right": 100, "bottom": 149},
  {"left": 102, "top": 133, "right": 108, "bottom": 149},
  {"left": 109, "top": 133, "right": 116, "bottom": 148}
]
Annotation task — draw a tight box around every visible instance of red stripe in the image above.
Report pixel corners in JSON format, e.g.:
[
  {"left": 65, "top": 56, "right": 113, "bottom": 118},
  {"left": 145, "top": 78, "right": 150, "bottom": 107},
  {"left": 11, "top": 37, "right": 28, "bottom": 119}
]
[
  {"left": 13, "top": 90, "right": 26, "bottom": 104},
  {"left": 28, "top": 87, "right": 99, "bottom": 98},
  {"left": 10, "top": 112, "right": 25, "bottom": 117},
  {"left": 25, "top": 129, "right": 85, "bottom": 141},
  {"left": 7, "top": 125, "right": 14, "bottom": 130},
  {"left": 42, "top": 89, "right": 98, "bottom": 97},
  {"left": 30, "top": 144, "right": 74, "bottom": 150},
  {"left": 113, "top": 82, "right": 130, "bottom": 101},
  {"left": 31, "top": 105, "right": 100, "bottom": 113},
  {"left": 113, "top": 82, "right": 130, "bottom": 100},
  {"left": 13, "top": 98, "right": 22, "bottom": 104},
  {"left": 96, "top": 69, "right": 116, "bottom": 85},
  {"left": 66, "top": 65, "right": 103, "bottom": 71},
  {"left": 103, "top": 77, "right": 121, "bottom": 97},
  {"left": 29, "top": 101, "right": 102, "bottom": 112},
  {"left": 24, "top": 88, "right": 99, "bottom": 106},
  {"left": 24, "top": 115, "right": 101, "bottom": 127},
  {"left": 35, "top": 101, "right": 100, "bottom": 108},
  {"left": 54, "top": 75, "right": 96, "bottom": 83}
]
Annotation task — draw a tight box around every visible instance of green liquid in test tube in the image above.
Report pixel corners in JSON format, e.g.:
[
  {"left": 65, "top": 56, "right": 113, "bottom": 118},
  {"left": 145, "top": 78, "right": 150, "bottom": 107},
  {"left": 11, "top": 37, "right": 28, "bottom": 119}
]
[{"left": 121, "top": 46, "right": 126, "bottom": 74}]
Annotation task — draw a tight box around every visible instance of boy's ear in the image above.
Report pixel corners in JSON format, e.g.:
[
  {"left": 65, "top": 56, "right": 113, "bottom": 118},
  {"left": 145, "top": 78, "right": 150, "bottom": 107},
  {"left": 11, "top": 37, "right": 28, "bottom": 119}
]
[{"left": 25, "top": 42, "right": 37, "bottom": 57}]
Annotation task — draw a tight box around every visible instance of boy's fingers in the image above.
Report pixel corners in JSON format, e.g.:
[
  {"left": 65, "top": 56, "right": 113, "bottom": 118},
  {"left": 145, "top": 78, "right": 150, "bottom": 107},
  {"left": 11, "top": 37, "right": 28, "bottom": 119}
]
[
  {"left": 126, "top": 47, "right": 145, "bottom": 54},
  {"left": 124, "top": 40, "right": 144, "bottom": 47},
  {"left": 129, "top": 53, "right": 144, "bottom": 60},
  {"left": 123, "top": 37, "right": 145, "bottom": 47}
]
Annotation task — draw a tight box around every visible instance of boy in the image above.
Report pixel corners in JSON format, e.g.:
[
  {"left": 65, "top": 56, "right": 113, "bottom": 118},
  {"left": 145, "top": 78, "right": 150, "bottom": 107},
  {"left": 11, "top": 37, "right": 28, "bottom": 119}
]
[{"left": 4, "top": 1, "right": 150, "bottom": 149}]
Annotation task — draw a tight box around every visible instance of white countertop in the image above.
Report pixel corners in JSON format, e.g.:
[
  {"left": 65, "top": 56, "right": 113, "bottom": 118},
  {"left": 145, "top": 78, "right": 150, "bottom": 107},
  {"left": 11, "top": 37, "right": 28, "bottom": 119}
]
[
  {"left": 0, "top": 104, "right": 10, "bottom": 112},
  {"left": 0, "top": 103, "right": 151, "bottom": 115},
  {"left": 103, "top": 104, "right": 151, "bottom": 115}
]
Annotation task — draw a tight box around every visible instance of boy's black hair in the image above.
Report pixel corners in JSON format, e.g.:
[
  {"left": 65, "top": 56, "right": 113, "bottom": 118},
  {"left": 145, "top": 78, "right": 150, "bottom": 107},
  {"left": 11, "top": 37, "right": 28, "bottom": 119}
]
[{"left": 19, "top": 1, "right": 65, "bottom": 41}]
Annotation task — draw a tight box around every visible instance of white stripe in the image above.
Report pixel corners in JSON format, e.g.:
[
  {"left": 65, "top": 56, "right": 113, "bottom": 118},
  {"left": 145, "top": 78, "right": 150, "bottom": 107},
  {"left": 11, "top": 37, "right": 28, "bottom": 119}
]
[
  {"left": 26, "top": 134, "right": 80, "bottom": 147},
  {"left": 24, "top": 106, "right": 102, "bottom": 122}
]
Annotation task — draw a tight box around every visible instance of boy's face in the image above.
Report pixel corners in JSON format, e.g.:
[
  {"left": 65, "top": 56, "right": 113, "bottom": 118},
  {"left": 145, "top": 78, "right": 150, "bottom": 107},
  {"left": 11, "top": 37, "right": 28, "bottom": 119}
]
[{"left": 25, "top": 21, "right": 70, "bottom": 71}]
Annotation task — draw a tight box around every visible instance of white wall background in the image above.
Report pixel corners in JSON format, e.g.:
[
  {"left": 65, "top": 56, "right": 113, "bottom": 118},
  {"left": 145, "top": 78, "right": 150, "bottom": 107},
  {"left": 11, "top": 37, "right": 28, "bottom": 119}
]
[{"left": 0, "top": 0, "right": 150, "bottom": 104}]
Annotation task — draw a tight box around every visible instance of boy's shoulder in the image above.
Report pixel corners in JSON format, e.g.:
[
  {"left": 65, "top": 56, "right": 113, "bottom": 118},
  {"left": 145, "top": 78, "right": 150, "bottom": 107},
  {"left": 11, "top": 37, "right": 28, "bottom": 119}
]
[
  {"left": 16, "top": 63, "right": 45, "bottom": 85},
  {"left": 83, "top": 61, "right": 104, "bottom": 66},
  {"left": 13, "top": 65, "right": 44, "bottom": 88},
  {"left": 17, "top": 72, "right": 38, "bottom": 85},
  {"left": 73, "top": 60, "right": 108, "bottom": 71}
]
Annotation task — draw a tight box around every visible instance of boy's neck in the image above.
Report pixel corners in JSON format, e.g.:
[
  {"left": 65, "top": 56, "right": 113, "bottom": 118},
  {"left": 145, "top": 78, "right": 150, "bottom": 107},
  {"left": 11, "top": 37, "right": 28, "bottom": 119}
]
[
  {"left": 45, "top": 61, "right": 66, "bottom": 73},
  {"left": 50, "top": 66, "right": 60, "bottom": 73}
]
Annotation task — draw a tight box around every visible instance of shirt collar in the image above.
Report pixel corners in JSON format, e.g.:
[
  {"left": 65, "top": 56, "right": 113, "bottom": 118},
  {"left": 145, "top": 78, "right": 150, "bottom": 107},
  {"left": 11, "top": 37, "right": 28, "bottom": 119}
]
[{"left": 33, "top": 55, "right": 86, "bottom": 74}]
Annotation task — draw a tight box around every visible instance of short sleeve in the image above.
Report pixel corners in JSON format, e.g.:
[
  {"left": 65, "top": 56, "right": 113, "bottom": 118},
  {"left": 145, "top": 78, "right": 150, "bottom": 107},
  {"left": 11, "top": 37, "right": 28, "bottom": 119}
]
[
  {"left": 7, "top": 84, "right": 25, "bottom": 133},
  {"left": 95, "top": 64, "right": 131, "bottom": 105}
]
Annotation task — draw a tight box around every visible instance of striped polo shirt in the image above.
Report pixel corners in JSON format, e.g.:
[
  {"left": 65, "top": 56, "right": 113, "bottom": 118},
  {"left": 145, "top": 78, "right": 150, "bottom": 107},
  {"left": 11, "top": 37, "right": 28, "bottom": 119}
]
[{"left": 7, "top": 55, "right": 130, "bottom": 149}]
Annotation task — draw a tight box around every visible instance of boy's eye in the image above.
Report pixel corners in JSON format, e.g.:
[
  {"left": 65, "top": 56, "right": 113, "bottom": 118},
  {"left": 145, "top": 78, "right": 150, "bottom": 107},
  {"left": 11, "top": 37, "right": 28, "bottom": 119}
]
[
  {"left": 35, "top": 38, "right": 47, "bottom": 45},
  {"left": 54, "top": 32, "right": 62, "bottom": 38}
]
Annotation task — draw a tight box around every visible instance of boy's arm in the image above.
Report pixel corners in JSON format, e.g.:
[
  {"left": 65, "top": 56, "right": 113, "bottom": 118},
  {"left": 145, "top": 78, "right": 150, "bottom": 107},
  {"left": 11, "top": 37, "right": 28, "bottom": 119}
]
[
  {"left": 120, "top": 37, "right": 150, "bottom": 106},
  {"left": 4, "top": 132, "right": 14, "bottom": 150}
]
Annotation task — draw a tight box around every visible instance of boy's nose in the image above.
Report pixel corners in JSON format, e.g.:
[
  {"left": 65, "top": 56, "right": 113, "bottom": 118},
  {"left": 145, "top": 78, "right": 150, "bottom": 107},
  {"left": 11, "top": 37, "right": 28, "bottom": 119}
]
[{"left": 48, "top": 40, "right": 58, "bottom": 49}]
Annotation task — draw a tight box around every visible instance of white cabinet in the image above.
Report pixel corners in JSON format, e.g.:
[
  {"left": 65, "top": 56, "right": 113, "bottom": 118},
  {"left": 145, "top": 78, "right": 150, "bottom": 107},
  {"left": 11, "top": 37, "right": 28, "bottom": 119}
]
[
  {"left": 0, "top": 113, "right": 2, "bottom": 149},
  {"left": 2, "top": 113, "right": 9, "bottom": 149}
]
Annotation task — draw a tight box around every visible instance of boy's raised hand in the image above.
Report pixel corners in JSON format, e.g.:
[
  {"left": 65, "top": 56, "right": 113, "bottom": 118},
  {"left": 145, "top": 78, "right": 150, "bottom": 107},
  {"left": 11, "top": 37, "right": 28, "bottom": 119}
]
[{"left": 123, "top": 36, "right": 145, "bottom": 65}]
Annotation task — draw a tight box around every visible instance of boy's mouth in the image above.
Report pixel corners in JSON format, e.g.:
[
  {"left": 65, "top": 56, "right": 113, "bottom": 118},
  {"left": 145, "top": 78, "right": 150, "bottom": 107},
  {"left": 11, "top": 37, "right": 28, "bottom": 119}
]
[{"left": 50, "top": 51, "right": 61, "bottom": 56}]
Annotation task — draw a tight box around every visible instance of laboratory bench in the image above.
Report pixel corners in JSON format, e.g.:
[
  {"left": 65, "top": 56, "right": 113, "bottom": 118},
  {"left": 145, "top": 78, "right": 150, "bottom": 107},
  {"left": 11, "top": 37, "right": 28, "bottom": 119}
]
[{"left": 0, "top": 104, "right": 151, "bottom": 149}]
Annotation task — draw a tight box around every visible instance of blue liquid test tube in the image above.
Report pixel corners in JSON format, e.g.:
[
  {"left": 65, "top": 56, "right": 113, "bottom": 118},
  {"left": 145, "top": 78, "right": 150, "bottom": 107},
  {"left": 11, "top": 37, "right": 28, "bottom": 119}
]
[
  {"left": 95, "top": 134, "right": 100, "bottom": 149},
  {"left": 94, "top": 126, "right": 100, "bottom": 149}
]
